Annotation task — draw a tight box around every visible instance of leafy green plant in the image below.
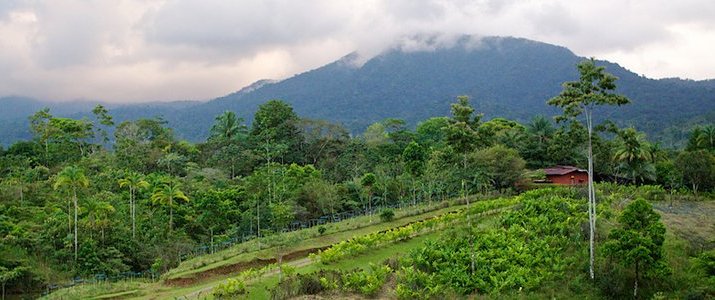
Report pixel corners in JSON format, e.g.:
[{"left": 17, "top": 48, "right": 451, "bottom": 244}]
[
  {"left": 379, "top": 209, "right": 395, "bottom": 222},
  {"left": 212, "top": 277, "right": 246, "bottom": 299},
  {"left": 341, "top": 264, "right": 392, "bottom": 296}
]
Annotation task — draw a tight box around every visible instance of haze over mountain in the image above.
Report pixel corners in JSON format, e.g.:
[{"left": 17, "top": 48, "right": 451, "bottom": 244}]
[{"left": 1, "top": 36, "right": 713, "bottom": 147}]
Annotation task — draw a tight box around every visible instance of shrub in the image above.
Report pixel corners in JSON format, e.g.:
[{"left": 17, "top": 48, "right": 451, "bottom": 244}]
[
  {"left": 213, "top": 278, "right": 246, "bottom": 299},
  {"left": 380, "top": 209, "right": 395, "bottom": 222},
  {"left": 317, "top": 226, "right": 327, "bottom": 235}
]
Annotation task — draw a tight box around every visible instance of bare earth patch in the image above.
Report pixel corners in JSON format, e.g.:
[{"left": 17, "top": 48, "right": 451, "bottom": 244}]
[{"left": 652, "top": 200, "right": 715, "bottom": 250}]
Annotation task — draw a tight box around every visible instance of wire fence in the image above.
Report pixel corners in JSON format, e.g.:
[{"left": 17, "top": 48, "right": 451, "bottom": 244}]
[
  {"left": 178, "top": 195, "right": 450, "bottom": 261},
  {"left": 43, "top": 192, "right": 471, "bottom": 297},
  {"left": 43, "top": 270, "right": 159, "bottom": 296}
]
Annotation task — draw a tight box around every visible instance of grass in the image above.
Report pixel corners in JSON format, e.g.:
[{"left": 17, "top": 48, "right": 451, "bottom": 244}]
[
  {"left": 47, "top": 197, "right": 490, "bottom": 300},
  {"left": 41, "top": 280, "right": 150, "bottom": 300},
  {"left": 165, "top": 199, "right": 472, "bottom": 281},
  {"left": 239, "top": 216, "right": 500, "bottom": 300}
]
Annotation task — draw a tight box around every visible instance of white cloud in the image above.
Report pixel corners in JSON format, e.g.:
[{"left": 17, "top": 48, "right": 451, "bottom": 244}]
[{"left": 0, "top": 0, "right": 713, "bottom": 103}]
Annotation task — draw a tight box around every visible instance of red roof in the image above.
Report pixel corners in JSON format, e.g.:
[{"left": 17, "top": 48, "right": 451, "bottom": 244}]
[{"left": 544, "top": 165, "right": 587, "bottom": 176}]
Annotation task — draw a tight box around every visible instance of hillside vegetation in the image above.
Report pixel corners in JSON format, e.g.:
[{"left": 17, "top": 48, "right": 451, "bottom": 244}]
[{"left": 0, "top": 59, "right": 713, "bottom": 299}]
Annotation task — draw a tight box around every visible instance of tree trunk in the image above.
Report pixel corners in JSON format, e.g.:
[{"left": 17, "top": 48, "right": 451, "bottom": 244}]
[
  {"left": 169, "top": 196, "right": 173, "bottom": 232},
  {"left": 131, "top": 187, "right": 136, "bottom": 239},
  {"left": 257, "top": 199, "right": 261, "bottom": 250},
  {"left": 586, "top": 109, "right": 595, "bottom": 280},
  {"left": 634, "top": 260, "right": 639, "bottom": 298},
  {"left": 368, "top": 190, "right": 372, "bottom": 223},
  {"left": 73, "top": 188, "right": 78, "bottom": 262}
]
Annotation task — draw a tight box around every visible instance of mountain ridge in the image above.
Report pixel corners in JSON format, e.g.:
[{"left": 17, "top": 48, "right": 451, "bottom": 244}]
[{"left": 1, "top": 36, "right": 713, "bottom": 146}]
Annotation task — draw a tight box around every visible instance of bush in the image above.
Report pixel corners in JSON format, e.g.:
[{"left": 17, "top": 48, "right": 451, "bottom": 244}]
[
  {"left": 317, "top": 226, "right": 327, "bottom": 235},
  {"left": 380, "top": 209, "right": 395, "bottom": 222},
  {"left": 213, "top": 278, "right": 246, "bottom": 299}
]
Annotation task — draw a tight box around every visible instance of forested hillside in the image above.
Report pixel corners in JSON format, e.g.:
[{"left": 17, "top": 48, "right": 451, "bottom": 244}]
[{"left": 1, "top": 36, "right": 714, "bottom": 147}]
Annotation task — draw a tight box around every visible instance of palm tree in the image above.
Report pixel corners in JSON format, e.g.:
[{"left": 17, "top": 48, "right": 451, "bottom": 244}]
[
  {"left": 151, "top": 181, "right": 190, "bottom": 231},
  {"left": 614, "top": 128, "right": 655, "bottom": 183},
  {"left": 209, "top": 111, "right": 246, "bottom": 142},
  {"left": 696, "top": 125, "right": 715, "bottom": 150},
  {"left": 53, "top": 166, "right": 89, "bottom": 262},
  {"left": 118, "top": 172, "right": 150, "bottom": 239},
  {"left": 83, "top": 198, "right": 115, "bottom": 241}
]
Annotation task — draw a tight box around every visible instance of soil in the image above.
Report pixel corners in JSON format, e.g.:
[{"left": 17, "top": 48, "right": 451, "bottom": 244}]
[{"left": 164, "top": 246, "right": 328, "bottom": 287}]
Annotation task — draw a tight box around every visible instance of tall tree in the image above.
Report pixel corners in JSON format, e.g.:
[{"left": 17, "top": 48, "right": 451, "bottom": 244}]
[
  {"left": 118, "top": 172, "right": 150, "bottom": 239},
  {"left": 28, "top": 108, "right": 55, "bottom": 165},
  {"left": 403, "top": 141, "right": 426, "bottom": 206},
  {"left": 444, "top": 95, "right": 483, "bottom": 275},
  {"left": 151, "top": 181, "right": 190, "bottom": 231},
  {"left": 251, "top": 100, "right": 301, "bottom": 164},
  {"left": 53, "top": 165, "right": 90, "bottom": 261},
  {"left": 361, "top": 173, "right": 376, "bottom": 222},
  {"left": 548, "top": 58, "right": 630, "bottom": 279},
  {"left": 91, "top": 104, "right": 114, "bottom": 146}
]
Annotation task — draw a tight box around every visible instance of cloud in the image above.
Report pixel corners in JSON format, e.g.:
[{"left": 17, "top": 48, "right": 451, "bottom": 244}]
[{"left": 0, "top": 0, "right": 713, "bottom": 103}]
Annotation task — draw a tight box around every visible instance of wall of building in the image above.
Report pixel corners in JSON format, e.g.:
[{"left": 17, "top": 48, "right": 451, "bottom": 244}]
[{"left": 547, "top": 172, "right": 588, "bottom": 185}]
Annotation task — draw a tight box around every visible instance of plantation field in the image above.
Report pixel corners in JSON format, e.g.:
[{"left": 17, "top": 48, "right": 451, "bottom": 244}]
[
  {"left": 42, "top": 188, "right": 715, "bottom": 300},
  {"left": 43, "top": 196, "right": 509, "bottom": 300}
]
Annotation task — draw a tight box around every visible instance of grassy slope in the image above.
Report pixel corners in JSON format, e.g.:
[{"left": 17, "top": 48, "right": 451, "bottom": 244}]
[
  {"left": 43, "top": 193, "right": 714, "bottom": 300},
  {"left": 166, "top": 201, "right": 469, "bottom": 281},
  {"left": 43, "top": 199, "right": 477, "bottom": 300},
  {"left": 241, "top": 195, "right": 715, "bottom": 299}
]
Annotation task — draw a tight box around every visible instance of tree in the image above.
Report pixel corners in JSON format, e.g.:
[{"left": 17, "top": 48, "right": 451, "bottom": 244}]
[
  {"left": 687, "top": 125, "right": 715, "bottom": 152},
  {"left": 403, "top": 141, "right": 426, "bottom": 206},
  {"left": 471, "top": 145, "right": 526, "bottom": 191},
  {"left": 361, "top": 173, "right": 376, "bottom": 222},
  {"left": 118, "top": 172, "right": 150, "bottom": 239},
  {"left": 251, "top": 100, "right": 301, "bottom": 164},
  {"left": 83, "top": 196, "right": 116, "bottom": 241},
  {"left": 151, "top": 181, "right": 190, "bottom": 231},
  {"left": 675, "top": 150, "right": 715, "bottom": 196},
  {"left": 209, "top": 111, "right": 246, "bottom": 142},
  {"left": 613, "top": 127, "right": 655, "bottom": 184},
  {"left": 53, "top": 165, "right": 90, "bottom": 261},
  {"left": 28, "top": 108, "right": 55, "bottom": 165},
  {"left": 547, "top": 58, "right": 630, "bottom": 279},
  {"left": 603, "top": 198, "right": 667, "bottom": 298},
  {"left": 0, "top": 265, "right": 26, "bottom": 300},
  {"left": 91, "top": 104, "right": 114, "bottom": 145},
  {"left": 522, "top": 116, "right": 555, "bottom": 168}
]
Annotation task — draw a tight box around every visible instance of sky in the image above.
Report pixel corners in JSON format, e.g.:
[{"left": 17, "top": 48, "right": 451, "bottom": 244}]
[{"left": 0, "top": 0, "right": 714, "bottom": 103}]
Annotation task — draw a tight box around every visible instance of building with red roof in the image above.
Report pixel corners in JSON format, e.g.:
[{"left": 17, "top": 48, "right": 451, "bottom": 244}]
[{"left": 543, "top": 165, "right": 588, "bottom": 185}]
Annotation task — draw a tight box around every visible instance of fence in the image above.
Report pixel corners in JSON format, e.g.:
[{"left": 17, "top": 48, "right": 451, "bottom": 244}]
[
  {"left": 44, "top": 191, "right": 475, "bottom": 297},
  {"left": 42, "top": 270, "right": 159, "bottom": 296},
  {"left": 178, "top": 195, "right": 449, "bottom": 261}
]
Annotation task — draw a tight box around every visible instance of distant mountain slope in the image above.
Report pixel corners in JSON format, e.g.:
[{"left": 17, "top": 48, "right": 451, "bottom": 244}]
[
  {"left": 1, "top": 36, "right": 713, "bottom": 146},
  {"left": 169, "top": 36, "right": 714, "bottom": 141}
]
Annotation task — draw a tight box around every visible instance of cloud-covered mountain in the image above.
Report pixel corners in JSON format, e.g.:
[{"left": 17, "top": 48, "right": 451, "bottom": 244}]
[{"left": 2, "top": 36, "right": 713, "bottom": 147}]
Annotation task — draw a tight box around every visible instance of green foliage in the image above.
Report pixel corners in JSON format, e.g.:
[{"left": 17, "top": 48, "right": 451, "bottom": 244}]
[
  {"left": 379, "top": 209, "right": 395, "bottom": 222},
  {"left": 212, "top": 277, "right": 246, "bottom": 299},
  {"left": 675, "top": 150, "right": 715, "bottom": 194},
  {"left": 602, "top": 198, "right": 669, "bottom": 298},
  {"left": 341, "top": 264, "right": 392, "bottom": 296},
  {"left": 397, "top": 189, "right": 582, "bottom": 296},
  {"left": 317, "top": 197, "right": 516, "bottom": 264}
]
